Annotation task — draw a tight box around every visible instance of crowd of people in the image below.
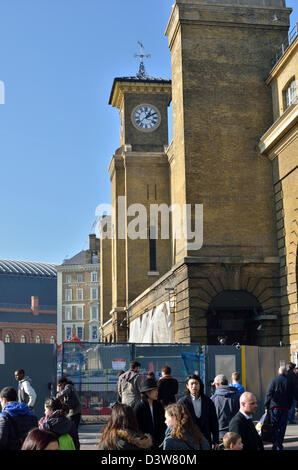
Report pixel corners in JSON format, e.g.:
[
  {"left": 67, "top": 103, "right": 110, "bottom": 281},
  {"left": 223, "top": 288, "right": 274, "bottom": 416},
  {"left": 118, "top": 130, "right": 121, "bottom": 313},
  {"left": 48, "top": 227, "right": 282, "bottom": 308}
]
[{"left": 0, "top": 362, "right": 297, "bottom": 451}]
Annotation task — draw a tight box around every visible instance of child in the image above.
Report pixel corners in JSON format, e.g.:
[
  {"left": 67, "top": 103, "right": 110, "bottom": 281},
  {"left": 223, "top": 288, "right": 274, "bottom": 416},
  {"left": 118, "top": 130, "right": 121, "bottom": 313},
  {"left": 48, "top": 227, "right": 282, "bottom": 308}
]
[{"left": 223, "top": 432, "right": 243, "bottom": 450}]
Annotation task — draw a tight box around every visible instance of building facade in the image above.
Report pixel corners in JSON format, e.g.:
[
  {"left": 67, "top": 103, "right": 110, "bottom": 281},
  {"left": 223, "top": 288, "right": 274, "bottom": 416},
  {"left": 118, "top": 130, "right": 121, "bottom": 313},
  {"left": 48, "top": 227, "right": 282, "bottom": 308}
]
[
  {"left": 0, "top": 259, "right": 57, "bottom": 344},
  {"left": 57, "top": 234, "right": 100, "bottom": 344},
  {"left": 100, "top": 0, "right": 297, "bottom": 356}
]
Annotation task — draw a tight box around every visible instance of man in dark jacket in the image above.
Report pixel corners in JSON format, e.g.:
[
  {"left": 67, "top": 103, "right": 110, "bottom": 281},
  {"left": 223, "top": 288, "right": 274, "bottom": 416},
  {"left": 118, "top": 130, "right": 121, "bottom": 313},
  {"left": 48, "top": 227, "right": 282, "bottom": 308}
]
[
  {"left": 157, "top": 365, "right": 179, "bottom": 407},
  {"left": 264, "top": 366, "right": 298, "bottom": 450},
  {"left": 0, "top": 386, "right": 38, "bottom": 450},
  {"left": 56, "top": 377, "right": 82, "bottom": 430},
  {"left": 211, "top": 374, "right": 239, "bottom": 439},
  {"left": 229, "top": 392, "right": 264, "bottom": 451}
]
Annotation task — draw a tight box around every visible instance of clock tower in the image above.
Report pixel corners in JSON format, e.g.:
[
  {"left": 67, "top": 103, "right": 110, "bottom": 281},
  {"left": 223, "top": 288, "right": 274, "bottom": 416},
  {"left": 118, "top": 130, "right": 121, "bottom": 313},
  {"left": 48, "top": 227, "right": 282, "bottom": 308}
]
[{"left": 101, "top": 66, "right": 172, "bottom": 342}]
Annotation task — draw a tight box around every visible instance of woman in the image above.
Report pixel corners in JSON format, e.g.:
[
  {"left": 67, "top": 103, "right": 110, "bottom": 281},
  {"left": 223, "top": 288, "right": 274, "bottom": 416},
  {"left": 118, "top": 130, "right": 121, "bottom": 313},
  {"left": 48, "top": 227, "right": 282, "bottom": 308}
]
[
  {"left": 98, "top": 403, "right": 152, "bottom": 450},
  {"left": 39, "top": 397, "right": 79, "bottom": 450},
  {"left": 178, "top": 374, "right": 219, "bottom": 449},
  {"left": 21, "top": 428, "right": 59, "bottom": 450},
  {"left": 162, "top": 403, "right": 210, "bottom": 450},
  {"left": 134, "top": 377, "right": 166, "bottom": 450}
]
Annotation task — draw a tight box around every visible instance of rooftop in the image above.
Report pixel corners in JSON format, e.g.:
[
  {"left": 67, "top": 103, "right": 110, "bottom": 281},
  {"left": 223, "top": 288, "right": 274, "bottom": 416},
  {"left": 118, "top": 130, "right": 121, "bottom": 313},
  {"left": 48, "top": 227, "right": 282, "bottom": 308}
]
[{"left": 0, "top": 259, "right": 57, "bottom": 277}]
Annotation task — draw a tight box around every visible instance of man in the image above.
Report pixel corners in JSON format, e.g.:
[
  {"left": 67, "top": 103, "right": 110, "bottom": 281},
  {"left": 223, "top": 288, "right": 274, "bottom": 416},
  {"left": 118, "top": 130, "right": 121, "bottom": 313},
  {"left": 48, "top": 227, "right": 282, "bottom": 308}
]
[
  {"left": 56, "top": 377, "right": 82, "bottom": 430},
  {"left": 264, "top": 366, "right": 298, "bottom": 450},
  {"left": 0, "top": 386, "right": 38, "bottom": 450},
  {"left": 157, "top": 365, "right": 179, "bottom": 407},
  {"left": 118, "top": 360, "right": 142, "bottom": 408},
  {"left": 229, "top": 392, "right": 264, "bottom": 451},
  {"left": 211, "top": 374, "right": 239, "bottom": 439},
  {"left": 14, "top": 369, "right": 37, "bottom": 411},
  {"left": 229, "top": 371, "right": 245, "bottom": 397}
]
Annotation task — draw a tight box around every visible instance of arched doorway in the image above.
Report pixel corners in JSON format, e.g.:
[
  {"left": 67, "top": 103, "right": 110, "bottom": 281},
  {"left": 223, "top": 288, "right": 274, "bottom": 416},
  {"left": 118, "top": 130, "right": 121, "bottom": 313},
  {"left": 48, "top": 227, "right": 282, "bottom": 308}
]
[{"left": 207, "top": 290, "right": 262, "bottom": 345}]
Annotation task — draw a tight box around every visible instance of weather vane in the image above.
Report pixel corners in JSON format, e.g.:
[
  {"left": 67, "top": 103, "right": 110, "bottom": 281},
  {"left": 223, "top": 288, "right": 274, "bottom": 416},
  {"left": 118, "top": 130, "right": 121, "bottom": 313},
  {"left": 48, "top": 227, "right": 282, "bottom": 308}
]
[{"left": 134, "top": 41, "right": 151, "bottom": 78}]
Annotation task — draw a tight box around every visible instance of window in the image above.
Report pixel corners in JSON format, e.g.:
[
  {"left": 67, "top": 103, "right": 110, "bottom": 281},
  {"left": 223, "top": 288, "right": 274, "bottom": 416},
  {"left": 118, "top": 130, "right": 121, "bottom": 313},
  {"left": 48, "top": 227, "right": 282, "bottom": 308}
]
[
  {"left": 35, "top": 335, "right": 42, "bottom": 344},
  {"left": 149, "top": 225, "right": 157, "bottom": 271},
  {"left": 91, "top": 271, "right": 98, "bottom": 282},
  {"left": 76, "top": 306, "right": 83, "bottom": 320},
  {"left": 66, "top": 327, "right": 72, "bottom": 340},
  {"left": 50, "top": 336, "right": 56, "bottom": 344},
  {"left": 20, "top": 335, "right": 26, "bottom": 343},
  {"left": 284, "top": 78, "right": 296, "bottom": 109},
  {"left": 5, "top": 334, "right": 11, "bottom": 343},
  {"left": 65, "top": 289, "right": 72, "bottom": 301},
  {"left": 76, "top": 327, "right": 83, "bottom": 340},
  {"left": 91, "top": 304, "right": 98, "bottom": 320},
  {"left": 65, "top": 306, "right": 72, "bottom": 320},
  {"left": 91, "top": 325, "right": 98, "bottom": 341},
  {"left": 77, "top": 289, "right": 83, "bottom": 301},
  {"left": 92, "top": 254, "right": 98, "bottom": 264},
  {"left": 65, "top": 274, "right": 72, "bottom": 284},
  {"left": 77, "top": 274, "right": 83, "bottom": 283},
  {"left": 91, "top": 287, "right": 98, "bottom": 300}
]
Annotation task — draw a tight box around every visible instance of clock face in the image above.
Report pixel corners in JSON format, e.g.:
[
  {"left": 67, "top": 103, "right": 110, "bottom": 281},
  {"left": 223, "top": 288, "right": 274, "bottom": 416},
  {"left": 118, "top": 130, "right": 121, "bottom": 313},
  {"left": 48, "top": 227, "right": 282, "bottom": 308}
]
[{"left": 132, "top": 104, "right": 161, "bottom": 132}]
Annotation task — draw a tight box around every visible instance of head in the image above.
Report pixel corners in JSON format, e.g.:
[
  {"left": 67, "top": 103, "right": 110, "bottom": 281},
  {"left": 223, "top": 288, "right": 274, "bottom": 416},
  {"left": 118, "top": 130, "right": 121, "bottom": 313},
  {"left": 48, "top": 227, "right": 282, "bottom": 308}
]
[
  {"left": 288, "top": 362, "right": 296, "bottom": 370},
  {"left": 140, "top": 378, "right": 158, "bottom": 401},
  {"left": 14, "top": 369, "right": 25, "bottom": 382},
  {"left": 212, "top": 374, "right": 228, "bottom": 388},
  {"left": 21, "top": 428, "right": 59, "bottom": 450},
  {"left": 223, "top": 432, "right": 243, "bottom": 450},
  {"left": 130, "top": 360, "right": 141, "bottom": 372},
  {"left": 44, "top": 397, "right": 69, "bottom": 415},
  {"left": 161, "top": 366, "right": 171, "bottom": 377},
  {"left": 278, "top": 366, "right": 287, "bottom": 376},
  {"left": 164, "top": 403, "right": 203, "bottom": 444},
  {"left": 185, "top": 374, "right": 204, "bottom": 398},
  {"left": 239, "top": 392, "right": 258, "bottom": 417},
  {"left": 231, "top": 371, "right": 241, "bottom": 383},
  {"left": 117, "top": 370, "right": 124, "bottom": 377},
  {"left": 0, "top": 386, "right": 18, "bottom": 410},
  {"left": 98, "top": 404, "right": 139, "bottom": 450},
  {"left": 295, "top": 367, "right": 298, "bottom": 376},
  {"left": 57, "top": 377, "right": 69, "bottom": 390},
  {"left": 147, "top": 371, "right": 155, "bottom": 379}
]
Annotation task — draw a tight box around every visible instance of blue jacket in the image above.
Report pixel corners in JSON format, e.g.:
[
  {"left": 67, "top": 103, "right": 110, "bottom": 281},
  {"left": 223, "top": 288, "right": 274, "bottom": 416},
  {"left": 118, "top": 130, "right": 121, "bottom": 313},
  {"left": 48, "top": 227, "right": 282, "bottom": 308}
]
[
  {"left": 229, "top": 382, "right": 245, "bottom": 397},
  {"left": 0, "top": 402, "right": 38, "bottom": 450},
  {"left": 211, "top": 386, "right": 239, "bottom": 439}
]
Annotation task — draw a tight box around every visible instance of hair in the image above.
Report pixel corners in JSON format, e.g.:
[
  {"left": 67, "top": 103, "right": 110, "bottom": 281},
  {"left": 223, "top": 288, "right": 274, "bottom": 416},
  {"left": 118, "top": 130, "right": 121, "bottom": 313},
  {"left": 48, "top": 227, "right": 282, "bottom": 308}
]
[
  {"left": 162, "top": 366, "right": 171, "bottom": 375},
  {"left": 288, "top": 362, "right": 296, "bottom": 369},
  {"left": 165, "top": 403, "right": 204, "bottom": 444},
  {"left": 0, "top": 386, "right": 18, "bottom": 402},
  {"left": 184, "top": 374, "right": 204, "bottom": 397},
  {"left": 15, "top": 369, "right": 25, "bottom": 375},
  {"left": 58, "top": 377, "right": 68, "bottom": 385},
  {"left": 223, "top": 432, "right": 241, "bottom": 449},
  {"left": 44, "top": 397, "right": 69, "bottom": 415},
  {"left": 147, "top": 371, "right": 155, "bottom": 379},
  {"left": 231, "top": 372, "right": 241, "bottom": 382},
  {"left": 98, "top": 404, "right": 140, "bottom": 450},
  {"left": 21, "top": 428, "right": 59, "bottom": 450},
  {"left": 130, "top": 361, "right": 141, "bottom": 370}
]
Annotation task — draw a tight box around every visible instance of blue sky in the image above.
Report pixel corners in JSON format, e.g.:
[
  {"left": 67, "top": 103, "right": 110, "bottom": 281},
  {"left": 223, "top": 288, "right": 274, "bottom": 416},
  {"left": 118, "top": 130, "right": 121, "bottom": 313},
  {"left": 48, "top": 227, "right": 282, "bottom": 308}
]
[{"left": 0, "top": 0, "right": 297, "bottom": 265}]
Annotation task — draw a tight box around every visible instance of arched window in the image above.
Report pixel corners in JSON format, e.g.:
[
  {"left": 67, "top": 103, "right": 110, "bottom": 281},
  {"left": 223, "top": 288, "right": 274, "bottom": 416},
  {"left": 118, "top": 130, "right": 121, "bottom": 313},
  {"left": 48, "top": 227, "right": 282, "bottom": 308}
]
[
  {"left": 35, "top": 335, "right": 42, "bottom": 344},
  {"left": 20, "top": 335, "right": 26, "bottom": 343},
  {"left": 5, "top": 334, "right": 11, "bottom": 343}
]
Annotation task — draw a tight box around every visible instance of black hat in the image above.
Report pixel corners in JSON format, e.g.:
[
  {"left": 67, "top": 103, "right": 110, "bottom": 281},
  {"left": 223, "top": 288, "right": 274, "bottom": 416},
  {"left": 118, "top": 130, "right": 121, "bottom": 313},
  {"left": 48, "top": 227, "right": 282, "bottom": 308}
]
[{"left": 140, "top": 378, "right": 158, "bottom": 393}]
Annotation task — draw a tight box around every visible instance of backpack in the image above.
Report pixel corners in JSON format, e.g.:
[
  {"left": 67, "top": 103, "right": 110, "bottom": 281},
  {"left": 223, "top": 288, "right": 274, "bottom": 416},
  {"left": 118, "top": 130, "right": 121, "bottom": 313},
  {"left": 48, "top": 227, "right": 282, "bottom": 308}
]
[
  {"left": 256, "top": 412, "right": 273, "bottom": 443},
  {"left": 58, "top": 433, "right": 76, "bottom": 450}
]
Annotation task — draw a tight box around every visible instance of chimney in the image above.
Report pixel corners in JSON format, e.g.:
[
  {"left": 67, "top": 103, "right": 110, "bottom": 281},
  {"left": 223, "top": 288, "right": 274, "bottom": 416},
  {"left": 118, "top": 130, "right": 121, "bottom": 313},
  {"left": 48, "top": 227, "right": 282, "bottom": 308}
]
[{"left": 31, "top": 296, "right": 39, "bottom": 316}]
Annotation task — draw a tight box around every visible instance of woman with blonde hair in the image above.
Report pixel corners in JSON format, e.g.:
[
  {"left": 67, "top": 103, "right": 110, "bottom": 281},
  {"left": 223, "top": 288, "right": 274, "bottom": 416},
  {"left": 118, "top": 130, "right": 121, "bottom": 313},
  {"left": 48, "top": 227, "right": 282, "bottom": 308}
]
[{"left": 162, "top": 403, "right": 210, "bottom": 450}]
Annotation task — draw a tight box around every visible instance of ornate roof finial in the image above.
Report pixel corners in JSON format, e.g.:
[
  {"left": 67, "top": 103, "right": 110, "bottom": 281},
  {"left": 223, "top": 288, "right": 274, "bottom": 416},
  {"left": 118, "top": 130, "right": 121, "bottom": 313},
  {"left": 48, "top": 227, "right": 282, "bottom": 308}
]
[{"left": 134, "top": 41, "right": 151, "bottom": 79}]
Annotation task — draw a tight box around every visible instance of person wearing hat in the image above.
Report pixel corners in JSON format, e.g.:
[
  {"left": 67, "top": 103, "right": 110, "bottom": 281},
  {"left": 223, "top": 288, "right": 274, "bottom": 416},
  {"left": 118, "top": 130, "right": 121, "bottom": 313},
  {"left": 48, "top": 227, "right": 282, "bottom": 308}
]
[
  {"left": 210, "top": 374, "right": 239, "bottom": 440},
  {"left": 133, "top": 377, "right": 166, "bottom": 450}
]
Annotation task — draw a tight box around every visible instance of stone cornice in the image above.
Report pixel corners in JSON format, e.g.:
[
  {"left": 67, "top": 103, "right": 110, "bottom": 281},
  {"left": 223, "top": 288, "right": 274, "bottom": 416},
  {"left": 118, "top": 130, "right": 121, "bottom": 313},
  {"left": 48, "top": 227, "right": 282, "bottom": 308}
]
[
  {"left": 110, "top": 80, "right": 172, "bottom": 110},
  {"left": 258, "top": 100, "right": 298, "bottom": 157},
  {"left": 56, "top": 264, "right": 100, "bottom": 273}
]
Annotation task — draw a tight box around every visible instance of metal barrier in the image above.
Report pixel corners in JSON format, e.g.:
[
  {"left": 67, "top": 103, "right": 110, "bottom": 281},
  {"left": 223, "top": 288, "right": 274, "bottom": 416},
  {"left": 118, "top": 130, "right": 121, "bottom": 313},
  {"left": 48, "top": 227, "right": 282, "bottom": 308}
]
[{"left": 60, "top": 342, "right": 202, "bottom": 416}]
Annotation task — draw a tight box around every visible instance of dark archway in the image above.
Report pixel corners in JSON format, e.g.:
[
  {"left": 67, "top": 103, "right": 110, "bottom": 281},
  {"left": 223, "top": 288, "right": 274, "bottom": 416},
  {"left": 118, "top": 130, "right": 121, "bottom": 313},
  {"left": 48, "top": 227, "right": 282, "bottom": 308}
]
[{"left": 207, "top": 290, "right": 263, "bottom": 346}]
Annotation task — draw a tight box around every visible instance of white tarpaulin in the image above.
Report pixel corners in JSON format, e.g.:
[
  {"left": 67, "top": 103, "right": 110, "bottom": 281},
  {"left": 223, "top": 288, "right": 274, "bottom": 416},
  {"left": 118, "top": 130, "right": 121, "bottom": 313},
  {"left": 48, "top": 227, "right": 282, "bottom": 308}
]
[
  {"left": 0, "top": 341, "right": 4, "bottom": 364},
  {"left": 129, "top": 301, "right": 174, "bottom": 343},
  {"left": 128, "top": 316, "right": 142, "bottom": 342}
]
